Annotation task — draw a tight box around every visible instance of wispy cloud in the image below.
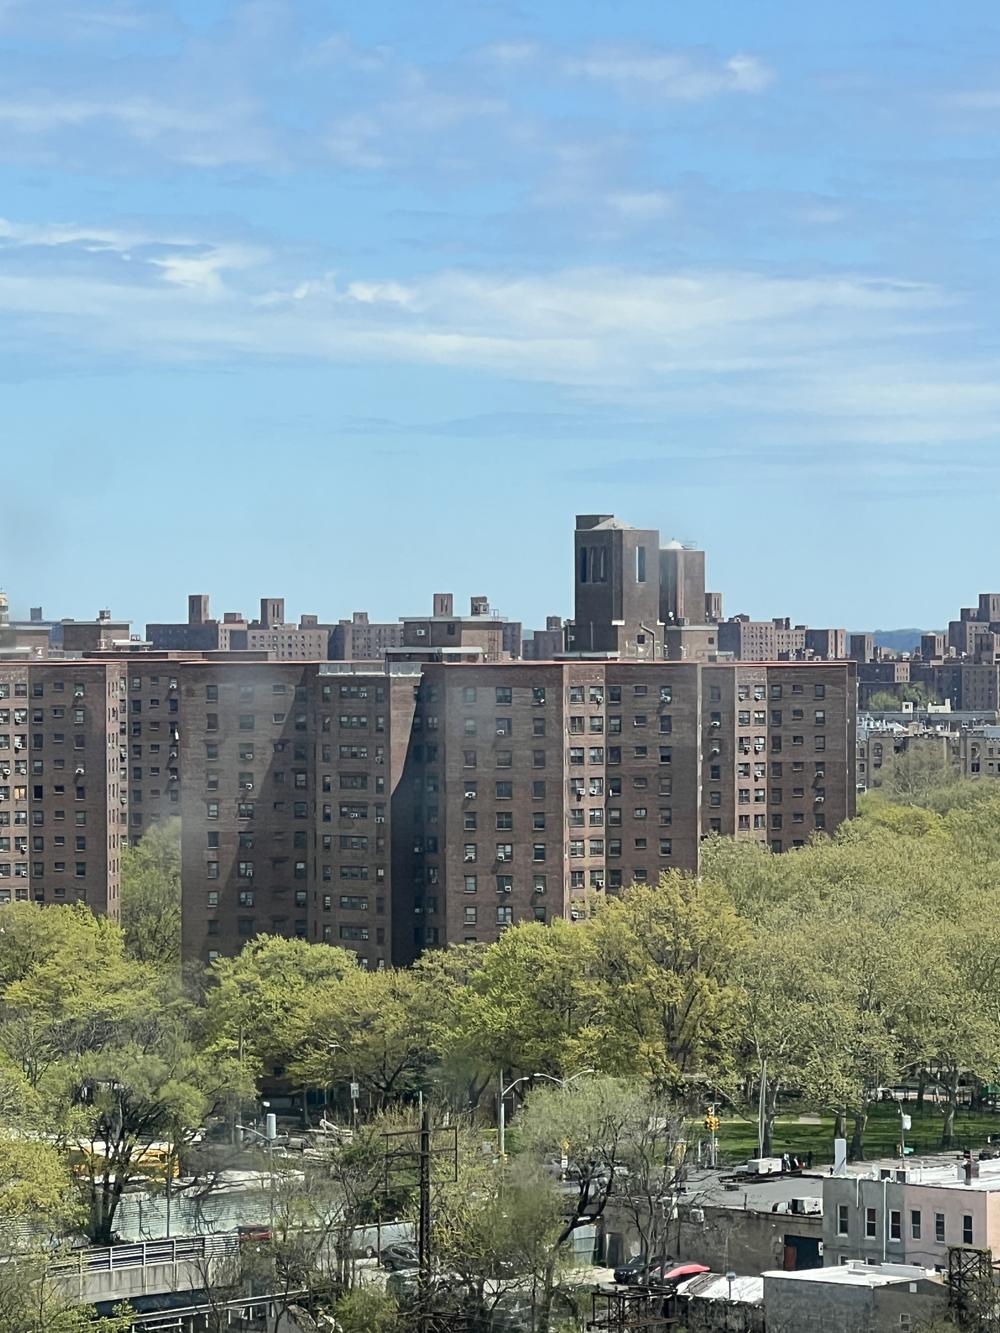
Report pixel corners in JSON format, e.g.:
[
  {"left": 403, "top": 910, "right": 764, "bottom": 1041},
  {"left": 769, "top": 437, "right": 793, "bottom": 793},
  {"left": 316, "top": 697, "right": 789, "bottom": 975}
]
[
  {"left": 2, "top": 213, "right": 992, "bottom": 448},
  {"left": 564, "top": 47, "right": 773, "bottom": 99}
]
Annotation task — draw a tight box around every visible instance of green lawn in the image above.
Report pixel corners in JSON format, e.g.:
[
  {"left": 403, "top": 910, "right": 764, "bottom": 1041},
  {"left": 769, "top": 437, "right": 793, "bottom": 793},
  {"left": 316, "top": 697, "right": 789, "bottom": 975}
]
[{"left": 713, "top": 1102, "right": 1000, "bottom": 1165}]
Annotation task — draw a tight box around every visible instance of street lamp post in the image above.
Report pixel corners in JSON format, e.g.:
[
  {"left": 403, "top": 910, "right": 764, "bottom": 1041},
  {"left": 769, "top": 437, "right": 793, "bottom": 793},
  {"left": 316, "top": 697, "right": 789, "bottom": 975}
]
[
  {"left": 497, "top": 1069, "right": 595, "bottom": 1159},
  {"left": 238, "top": 1111, "right": 278, "bottom": 1229}
]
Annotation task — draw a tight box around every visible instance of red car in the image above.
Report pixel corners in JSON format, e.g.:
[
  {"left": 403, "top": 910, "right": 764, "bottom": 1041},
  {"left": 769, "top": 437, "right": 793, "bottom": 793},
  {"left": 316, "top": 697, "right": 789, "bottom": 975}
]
[{"left": 638, "top": 1261, "right": 710, "bottom": 1288}]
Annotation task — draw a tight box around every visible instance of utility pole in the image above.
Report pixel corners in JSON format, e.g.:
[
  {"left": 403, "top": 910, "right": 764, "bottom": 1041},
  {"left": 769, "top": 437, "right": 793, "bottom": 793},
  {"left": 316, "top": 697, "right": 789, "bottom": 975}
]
[
  {"left": 418, "top": 1104, "right": 431, "bottom": 1333},
  {"left": 758, "top": 1058, "right": 767, "bottom": 1159}
]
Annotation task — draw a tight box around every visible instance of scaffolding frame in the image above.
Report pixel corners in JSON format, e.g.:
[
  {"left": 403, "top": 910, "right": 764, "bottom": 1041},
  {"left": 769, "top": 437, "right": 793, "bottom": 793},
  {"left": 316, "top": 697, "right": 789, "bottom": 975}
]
[
  {"left": 948, "top": 1244, "right": 1000, "bottom": 1330},
  {"left": 587, "top": 1287, "right": 679, "bottom": 1332}
]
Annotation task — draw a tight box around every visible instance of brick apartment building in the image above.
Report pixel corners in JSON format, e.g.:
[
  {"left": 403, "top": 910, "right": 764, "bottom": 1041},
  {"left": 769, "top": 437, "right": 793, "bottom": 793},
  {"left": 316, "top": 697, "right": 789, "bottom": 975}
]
[
  {"left": 329, "top": 612, "right": 405, "bottom": 661},
  {"left": 168, "top": 655, "right": 853, "bottom": 968},
  {"left": 1, "top": 513, "right": 856, "bottom": 967},
  {"left": 0, "top": 661, "right": 126, "bottom": 916}
]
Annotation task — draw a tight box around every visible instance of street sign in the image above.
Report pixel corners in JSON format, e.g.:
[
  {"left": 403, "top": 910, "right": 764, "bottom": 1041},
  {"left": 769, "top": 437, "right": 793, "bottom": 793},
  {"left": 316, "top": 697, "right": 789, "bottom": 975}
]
[{"left": 350, "top": 1082, "right": 360, "bottom": 1100}]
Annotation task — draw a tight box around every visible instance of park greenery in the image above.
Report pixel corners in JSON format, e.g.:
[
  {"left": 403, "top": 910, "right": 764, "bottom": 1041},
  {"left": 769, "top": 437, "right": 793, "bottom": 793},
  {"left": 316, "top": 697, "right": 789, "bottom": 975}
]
[{"left": 4, "top": 784, "right": 1000, "bottom": 1324}]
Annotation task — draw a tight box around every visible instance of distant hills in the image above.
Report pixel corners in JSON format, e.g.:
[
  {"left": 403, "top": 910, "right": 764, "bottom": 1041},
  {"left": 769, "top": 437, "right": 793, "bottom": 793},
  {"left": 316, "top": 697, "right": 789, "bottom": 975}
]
[{"left": 856, "top": 628, "right": 931, "bottom": 654}]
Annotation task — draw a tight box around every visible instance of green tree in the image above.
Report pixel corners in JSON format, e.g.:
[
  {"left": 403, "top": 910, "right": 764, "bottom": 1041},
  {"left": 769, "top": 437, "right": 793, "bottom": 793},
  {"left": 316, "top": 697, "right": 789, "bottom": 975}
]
[
  {"left": 583, "top": 878, "right": 747, "bottom": 1093},
  {"left": 0, "top": 1253, "right": 131, "bottom": 1333},
  {"left": 120, "top": 820, "right": 182, "bottom": 970}
]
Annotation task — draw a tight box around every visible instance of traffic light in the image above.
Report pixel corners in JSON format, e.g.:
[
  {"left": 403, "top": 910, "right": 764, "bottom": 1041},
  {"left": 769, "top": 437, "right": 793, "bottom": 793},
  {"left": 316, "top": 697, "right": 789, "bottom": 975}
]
[{"left": 703, "top": 1113, "right": 720, "bottom": 1133}]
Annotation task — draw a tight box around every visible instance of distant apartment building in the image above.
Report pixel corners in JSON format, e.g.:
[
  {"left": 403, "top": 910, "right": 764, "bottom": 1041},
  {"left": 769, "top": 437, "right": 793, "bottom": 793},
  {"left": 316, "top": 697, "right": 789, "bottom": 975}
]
[
  {"left": 717, "top": 618, "right": 849, "bottom": 662},
  {"left": 522, "top": 616, "right": 565, "bottom": 661},
  {"left": 329, "top": 613, "right": 404, "bottom": 661},
  {"left": 849, "top": 633, "right": 874, "bottom": 663},
  {"left": 245, "top": 598, "right": 330, "bottom": 660},
  {"left": 856, "top": 720, "right": 958, "bottom": 792},
  {"left": 0, "top": 661, "right": 126, "bottom": 917},
  {"left": 61, "top": 609, "right": 133, "bottom": 654},
  {"left": 148, "top": 596, "right": 250, "bottom": 652},
  {"left": 148, "top": 595, "right": 330, "bottom": 660},
  {"left": 564, "top": 516, "right": 720, "bottom": 661},
  {"left": 399, "top": 593, "right": 514, "bottom": 663}
]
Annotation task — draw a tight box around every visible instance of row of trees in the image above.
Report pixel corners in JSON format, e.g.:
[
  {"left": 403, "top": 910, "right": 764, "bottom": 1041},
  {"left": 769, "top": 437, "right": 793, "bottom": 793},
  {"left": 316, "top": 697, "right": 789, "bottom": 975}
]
[{"left": 3, "top": 786, "right": 1000, "bottom": 1324}]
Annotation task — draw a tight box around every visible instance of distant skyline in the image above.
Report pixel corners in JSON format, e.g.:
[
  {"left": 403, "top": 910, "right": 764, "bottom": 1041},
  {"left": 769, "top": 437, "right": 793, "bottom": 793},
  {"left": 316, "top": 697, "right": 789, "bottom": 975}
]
[{"left": 4, "top": 0, "right": 1000, "bottom": 628}]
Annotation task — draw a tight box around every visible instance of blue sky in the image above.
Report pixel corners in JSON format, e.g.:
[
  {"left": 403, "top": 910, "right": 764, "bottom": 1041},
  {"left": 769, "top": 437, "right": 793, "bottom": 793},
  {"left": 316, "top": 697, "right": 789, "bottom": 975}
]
[{"left": 3, "top": 0, "right": 1000, "bottom": 632}]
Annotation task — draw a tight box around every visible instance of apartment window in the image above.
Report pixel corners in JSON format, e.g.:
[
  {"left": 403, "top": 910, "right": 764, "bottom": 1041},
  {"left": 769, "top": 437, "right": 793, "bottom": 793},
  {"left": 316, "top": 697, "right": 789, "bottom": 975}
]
[
  {"left": 815, "top": 683, "right": 826, "bottom": 699},
  {"left": 496, "top": 905, "right": 513, "bottom": 926},
  {"left": 910, "top": 1210, "right": 921, "bottom": 1240},
  {"left": 659, "top": 839, "right": 671, "bottom": 856},
  {"left": 533, "top": 874, "right": 546, "bottom": 894},
  {"left": 495, "top": 843, "right": 513, "bottom": 862},
  {"left": 533, "top": 718, "right": 546, "bottom": 737},
  {"left": 495, "top": 687, "right": 512, "bottom": 705},
  {"left": 815, "top": 710, "right": 826, "bottom": 725},
  {"left": 463, "top": 719, "right": 477, "bottom": 736},
  {"left": 532, "top": 686, "right": 546, "bottom": 705},
  {"left": 495, "top": 781, "right": 512, "bottom": 799},
  {"left": 532, "top": 843, "right": 546, "bottom": 862},
  {"left": 532, "top": 749, "right": 546, "bottom": 768},
  {"left": 464, "top": 812, "right": 478, "bottom": 832},
  {"left": 496, "top": 875, "right": 513, "bottom": 894},
  {"left": 463, "top": 750, "right": 477, "bottom": 768},
  {"left": 464, "top": 875, "right": 477, "bottom": 894},
  {"left": 837, "top": 1204, "right": 849, "bottom": 1237},
  {"left": 206, "top": 801, "right": 219, "bottom": 820},
  {"left": 889, "top": 1210, "right": 901, "bottom": 1241},
  {"left": 569, "top": 685, "right": 585, "bottom": 704},
  {"left": 464, "top": 906, "right": 477, "bottom": 925},
  {"left": 495, "top": 812, "right": 512, "bottom": 831},
  {"left": 496, "top": 750, "right": 513, "bottom": 768},
  {"left": 935, "top": 1213, "right": 945, "bottom": 1243},
  {"left": 239, "top": 714, "right": 255, "bottom": 731},
  {"left": 964, "top": 1215, "right": 974, "bottom": 1245},
  {"left": 659, "top": 747, "right": 672, "bottom": 765},
  {"left": 495, "top": 717, "right": 512, "bottom": 736},
  {"left": 533, "top": 812, "right": 546, "bottom": 830},
  {"left": 865, "top": 1208, "right": 877, "bottom": 1238},
  {"left": 462, "top": 686, "right": 477, "bottom": 704}
]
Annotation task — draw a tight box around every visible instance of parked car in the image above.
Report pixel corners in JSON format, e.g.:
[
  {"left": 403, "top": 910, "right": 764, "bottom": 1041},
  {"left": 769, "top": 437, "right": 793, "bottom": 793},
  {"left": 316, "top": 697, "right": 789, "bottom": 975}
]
[
  {"left": 380, "top": 1241, "right": 420, "bottom": 1271},
  {"left": 636, "top": 1262, "right": 710, "bottom": 1289},
  {"left": 236, "top": 1223, "right": 272, "bottom": 1244},
  {"left": 614, "top": 1254, "right": 669, "bottom": 1286}
]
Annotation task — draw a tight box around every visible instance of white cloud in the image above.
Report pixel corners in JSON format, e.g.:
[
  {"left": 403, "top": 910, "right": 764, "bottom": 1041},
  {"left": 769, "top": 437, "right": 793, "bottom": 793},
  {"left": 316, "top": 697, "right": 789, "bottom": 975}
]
[
  {"left": 564, "top": 47, "right": 773, "bottom": 99},
  {"left": 606, "top": 191, "right": 675, "bottom": 223},
  {"left": 939, "top": 89, "right": 1000, "bottom": 111},
  {"left": 1, "top": 216, "right": 993, "bottom": 445}
]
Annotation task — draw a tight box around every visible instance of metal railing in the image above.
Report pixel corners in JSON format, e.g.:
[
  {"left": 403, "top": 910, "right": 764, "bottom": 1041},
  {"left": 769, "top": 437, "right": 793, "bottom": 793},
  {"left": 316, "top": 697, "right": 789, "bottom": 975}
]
[{"left": 48, "top": 1233, "right": 237, "bottom": 1276}]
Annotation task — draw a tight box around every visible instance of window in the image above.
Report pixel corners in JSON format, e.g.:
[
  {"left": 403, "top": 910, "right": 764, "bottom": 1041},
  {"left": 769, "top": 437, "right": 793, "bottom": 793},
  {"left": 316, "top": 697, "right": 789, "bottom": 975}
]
[
  {"left": 464, "top": 875, "right": 477, "bottom": 894},
  {"left": 910, "top": 1210, "right": 921, "bottom": 1240},
  {"left": 464, "top": 906, "right": 477, "bottom": 925},
  {"left": 495, "top": 843, "right": 513, "bottom": 862},
  {"left": 462, "top": 686, "right": 477, "bottom": 704},
  {"left": 495, "top": 781, "right": 512, "bottom": 800},
  {"left": 935, "top": 1213, "right": 945, "bottom": 1243},
  {"left": 496, "top": 874, "right": 513, "bottom": 894},
  {"left": 532, "top": 843, "right": 546, "bottom": 862},
  {"left": 532, "top": 686, "right": 546, "bottom": 705},
  {"left": 463, "top": 844, "right": 477, "bottom": 863},
  {"left": 659, "top": 838, "right": 671, "bottom": 856},
  {"left": 837, "top": 1204, "right": 849, "bottom": 1237},
  {"left": 865, "top": 1208, "right": 877, "bottom": 1238},
  {"left": 815, "top": 683, "right": 826, "bottom": 699},
  {"left": 495, "top": 687, "right": 512, "bottom": 705},
  {"left": 495, "top": 812, "right": 512, "bottom": 831},
  {"left": 533, "top": 874, "right": 546, "bottom": 894},
  {"left": 964, "top": 1215, "right": 974, "bottom": 1245},
  {"left": 496, "top": 905, "right": 513, "bottom": 926},
  {"left": 889, "top": 1210, "right": 901, "bottom": 1241}
]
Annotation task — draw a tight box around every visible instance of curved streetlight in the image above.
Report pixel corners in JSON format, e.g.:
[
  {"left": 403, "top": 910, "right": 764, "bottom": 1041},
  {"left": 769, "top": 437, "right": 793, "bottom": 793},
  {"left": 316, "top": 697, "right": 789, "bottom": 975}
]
[{"left": 498, "top": 1068, "right": 595, "bottom": 1158}]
